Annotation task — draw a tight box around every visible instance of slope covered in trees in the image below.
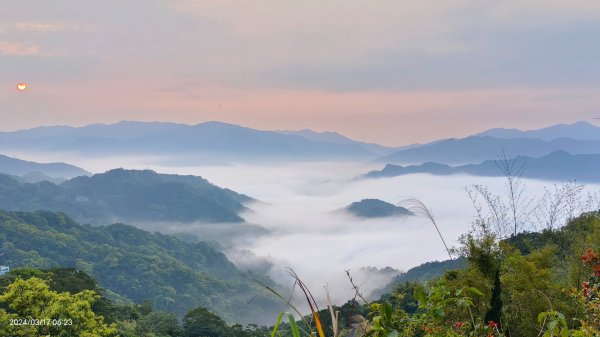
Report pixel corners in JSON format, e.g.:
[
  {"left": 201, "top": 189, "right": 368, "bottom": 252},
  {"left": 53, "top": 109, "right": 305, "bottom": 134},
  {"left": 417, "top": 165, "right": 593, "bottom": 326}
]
[
  {"left": 0, "top": 210, "right": 282, "bottom": 324},
  {"left": 0, "top": 168, "right": 251, "bottom": 224},
  {"left": 3, "top": 211, "right": 600, "bottom": 336}
]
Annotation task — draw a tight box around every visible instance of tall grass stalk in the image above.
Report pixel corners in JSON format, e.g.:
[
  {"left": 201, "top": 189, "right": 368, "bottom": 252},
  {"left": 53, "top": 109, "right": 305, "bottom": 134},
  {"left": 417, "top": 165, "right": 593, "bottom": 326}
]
[{"left": 399, "top": 198, "right": 453, "bottom": 259}]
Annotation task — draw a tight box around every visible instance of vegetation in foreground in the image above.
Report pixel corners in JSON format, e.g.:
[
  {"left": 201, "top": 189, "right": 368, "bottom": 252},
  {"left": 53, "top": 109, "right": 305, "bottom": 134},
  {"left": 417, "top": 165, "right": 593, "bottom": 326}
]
[
  {"left": 0, "top": 209, "right": 283, "bottom": 324},
  {"left": 2, "top": 211, "right": 600, "bottom": 336}
]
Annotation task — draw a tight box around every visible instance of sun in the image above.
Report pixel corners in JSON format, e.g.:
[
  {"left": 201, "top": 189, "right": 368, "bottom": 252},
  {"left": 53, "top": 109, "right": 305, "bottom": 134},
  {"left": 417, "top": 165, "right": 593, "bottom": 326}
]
[{"left": 17, "top": 83, "right": 27, "bottom": 91}]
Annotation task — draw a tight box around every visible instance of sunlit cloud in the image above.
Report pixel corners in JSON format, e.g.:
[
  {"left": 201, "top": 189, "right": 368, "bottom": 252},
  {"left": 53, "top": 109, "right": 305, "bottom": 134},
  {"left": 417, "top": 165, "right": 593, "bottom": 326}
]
[
  {"left": 0, "top": 41, "right": 40, "bottom": 55},
  {"left": 13, "top": 22, "right": 101, "bottom": 33},
  {"left": 15, "top": 22, "right": 69, "bottom": 33}
]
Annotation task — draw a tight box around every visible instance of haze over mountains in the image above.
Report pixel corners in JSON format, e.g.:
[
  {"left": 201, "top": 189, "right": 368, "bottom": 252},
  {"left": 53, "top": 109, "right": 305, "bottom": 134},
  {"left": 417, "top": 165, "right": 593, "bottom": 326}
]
[
  {"left": 0, "top": 154, "right": 89, "bottom": 179},
  {"left": 0, "top": 121, "right": 382, "bottom": 162},
  {"left": 1, "top": 120, "right": 599, "bottom": 166},
  {"left": 477, "top": 121, "right": 600, "bottom": 141},
  {"left": 2, "top": 120, "right": 599, "bottom": 327},
  {"left": 366, "top": 151, "right": 600, "bottom": 183},
  {"left": 375, "top": 136, "right": 600, "bottom": 165}
]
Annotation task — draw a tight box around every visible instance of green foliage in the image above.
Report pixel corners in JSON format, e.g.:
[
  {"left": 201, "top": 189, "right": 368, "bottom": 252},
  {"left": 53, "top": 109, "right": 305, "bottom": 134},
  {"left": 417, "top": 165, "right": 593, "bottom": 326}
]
[
  {"left": 0, "top": 277, "right": 117, "bottom": 337},
  {"left": 136, "top": 311, "right": 183, "bottom": 337},
  {"left": 270, "top": 312, "right": 301, "bottom": 337},
  {"left": 0, "top": 209, "right": 283, "bottom": 324},
  {"left": 355, "top": 212, "right": 600, "bottom": 337},
  {"left": 377, "top": 258, "right": 466, "bottom": 296},
  {"left": 183, "top": 307, "right": 229, "bottom": 337},
  {"left": 0, "top": 169, "right": 250, "bottom": 224},
  {"left": 483, "top": 270, "right": 502, "bottom": 326}
]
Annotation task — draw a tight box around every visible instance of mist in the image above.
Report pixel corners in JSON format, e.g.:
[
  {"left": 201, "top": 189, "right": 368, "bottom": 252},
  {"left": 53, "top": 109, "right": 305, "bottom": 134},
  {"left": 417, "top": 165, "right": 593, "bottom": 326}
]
[{"left": 6, "top": 150, "right": 600, "bottom": 307}]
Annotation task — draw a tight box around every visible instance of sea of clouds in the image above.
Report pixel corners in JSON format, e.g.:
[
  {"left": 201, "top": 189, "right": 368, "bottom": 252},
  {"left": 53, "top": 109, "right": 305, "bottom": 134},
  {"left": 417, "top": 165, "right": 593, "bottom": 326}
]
[{"left": 7, "top": 150, "right": 600, "bottom": 307}]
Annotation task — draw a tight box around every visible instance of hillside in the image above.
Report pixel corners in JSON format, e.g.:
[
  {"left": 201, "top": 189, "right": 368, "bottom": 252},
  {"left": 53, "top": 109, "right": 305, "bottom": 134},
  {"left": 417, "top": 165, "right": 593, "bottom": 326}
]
[
  {"left": 366, "top": 150, "right": 600, "bottom": 183},
  {"left": 0, "top": 154, "right": 89, "bottom": 179},
  {"left": 0, "top": 210, "right": 283, "bottom": 324},
  {"left": 345, "top": 199, "right": 413, "bottom": 218},
  {"left": 372, "top": 258, "right": 467, "bottom": 298},
  {"left": 0, "top": 169, "right": 251, "bottom": 224}
]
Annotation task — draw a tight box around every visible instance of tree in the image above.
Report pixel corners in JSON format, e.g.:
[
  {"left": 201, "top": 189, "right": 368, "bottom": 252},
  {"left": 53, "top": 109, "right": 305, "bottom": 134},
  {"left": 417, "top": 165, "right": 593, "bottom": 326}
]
[
  {"left": 484, "top": 270, "right": 502, "bottom": 327},
  {"left": 183, "top": 307, "right": 228, "bottom": 337},
  {"left": 136, "top": 311, "right": 183, "bottom": 337},
  {"left": 495, "top": 150, "right": 535, "bottom": 237},
  {"left": 466, "top": 150, "right": 536, "bottom": 239},
  {"left": 0, "top": 277, "right": 117, "bottom": 337}
]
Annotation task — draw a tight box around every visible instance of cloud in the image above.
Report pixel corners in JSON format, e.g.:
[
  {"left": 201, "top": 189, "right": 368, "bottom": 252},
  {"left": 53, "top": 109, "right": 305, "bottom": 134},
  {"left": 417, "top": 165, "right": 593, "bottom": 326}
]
[
  {"left": 0, "top": 0, "right": 599, "bottom": 144},
  {"left": 169, "top": 0, "right": 600, "bottom": 91},
  {"left": 15, "top": 22, "right": 70, "bottom": 33},
  {"left": 13, "top": 22, "right": 100, "bottom": 33},
  {"left": 0, "top": 41, "right": 40, "bottom": 55},
  {"left": 3, "top": 151, "right": 599, "bottom": 307}
]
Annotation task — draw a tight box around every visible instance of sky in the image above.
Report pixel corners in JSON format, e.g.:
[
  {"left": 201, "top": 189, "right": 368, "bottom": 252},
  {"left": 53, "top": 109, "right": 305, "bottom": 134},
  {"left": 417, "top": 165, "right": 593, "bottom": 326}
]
[{"left": 2, "top": 0, "right": 600, "bottom": 145}]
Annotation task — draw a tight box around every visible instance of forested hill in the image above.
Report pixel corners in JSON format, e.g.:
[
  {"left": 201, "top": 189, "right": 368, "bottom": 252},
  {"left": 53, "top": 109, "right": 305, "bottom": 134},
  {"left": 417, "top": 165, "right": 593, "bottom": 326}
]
[
  {"left": 0, "top": 210, "right": 283, "bottom": 324},
  {"left": 0, "top": 153, "right": 90, "bottom": 179},
  {"left": 0, "top": 168, "right": 251, "bottom": 224},
  {"left": 345, "top": 199, "right": 413, "bottom": 218}
]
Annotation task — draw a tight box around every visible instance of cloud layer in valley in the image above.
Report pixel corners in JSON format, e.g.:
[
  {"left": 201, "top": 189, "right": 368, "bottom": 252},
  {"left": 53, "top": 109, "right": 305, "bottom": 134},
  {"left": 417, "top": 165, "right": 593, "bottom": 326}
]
[{"left": 26, "top": 153, "right": 596, "bottom": 305}]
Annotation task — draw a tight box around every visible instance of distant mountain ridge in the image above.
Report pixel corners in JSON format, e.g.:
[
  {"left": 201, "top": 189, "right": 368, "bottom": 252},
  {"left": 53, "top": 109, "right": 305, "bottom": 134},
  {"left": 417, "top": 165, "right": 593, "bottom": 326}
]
[
  {"left": 376, "top": 136, "right": 600, "bottom": 165},
  {"left": 0, "top": 121, "right": 382, "bottom": 162},
  {"left": 278, "top": 129, "right": 397, "bottom": 155},
  {"left": 366, "top": 150, "right": 600, "bottom": 183},
  {"left": 4, "top": 120, "right": 600, "bottom": 164},
  {"left": 0, "top": 169, "right": 251, "bottom": 225},
  {"left": 477, "top": 121, "right": 600, "bottom": 141},
  {"left": 0, "top": 154, "right": 89, "bottom": 179}
]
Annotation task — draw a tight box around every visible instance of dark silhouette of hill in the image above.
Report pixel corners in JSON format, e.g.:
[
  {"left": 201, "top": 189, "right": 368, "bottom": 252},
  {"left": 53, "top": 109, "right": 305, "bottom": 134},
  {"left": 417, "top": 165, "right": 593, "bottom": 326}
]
[{"left": 345, "top": 199, "right": 413, "bottom": 218}]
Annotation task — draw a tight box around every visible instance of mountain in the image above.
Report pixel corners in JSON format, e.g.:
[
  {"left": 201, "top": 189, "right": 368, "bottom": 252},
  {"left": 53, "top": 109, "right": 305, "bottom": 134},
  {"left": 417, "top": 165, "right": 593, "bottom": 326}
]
[
  {"left": 0, "top": 121, "right": 380, "bottom": 161},
  {"left": 478, "top": 121, "right": 600, "bottom": 141},
  {"left": 0, "top": 154, "right": 89, "bottom": 179},
  {"left": 0, "top": 169, "right": 251, "bottom": 225},
  {"left": 345, "top": 199, "right": 412, "bottom": 218},
  {"left": 376, "top": 136, "right": 600, "bottom": 165},
  {"left": 19, "top": 171, "right": 67, "bottom": 184},
  {"left": 0, "top": 209, "right": 283, "bottom": 324},
  {"left": 278, "top": 129, "right": 396, "bottom": 155},
  {"left": 366, "top": 150, "right": 600, "bottom": 183},
  {"left": 372, "top": 258, "right": 466, "bottom": 297}
]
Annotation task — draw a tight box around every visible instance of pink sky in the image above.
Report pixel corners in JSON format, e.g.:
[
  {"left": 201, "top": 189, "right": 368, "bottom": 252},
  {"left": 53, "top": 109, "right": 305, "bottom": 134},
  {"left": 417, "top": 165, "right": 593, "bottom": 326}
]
[{"left": 2, "top": 0, "right": 600, "bottom": 145}]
